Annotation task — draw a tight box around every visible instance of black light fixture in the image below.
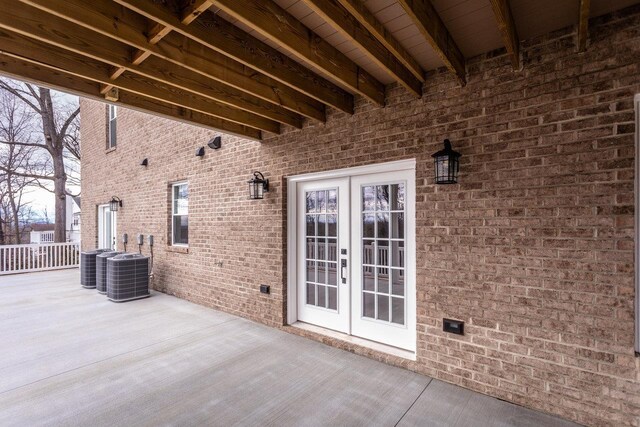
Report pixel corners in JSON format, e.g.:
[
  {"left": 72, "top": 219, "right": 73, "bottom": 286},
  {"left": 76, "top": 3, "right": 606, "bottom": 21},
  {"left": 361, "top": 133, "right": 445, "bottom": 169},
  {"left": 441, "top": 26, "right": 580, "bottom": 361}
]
[
  {"left": 109, "top": 196, "right": 122, "bottom": 212},
  {"left": 140, "top": 158, "right": 148, "bottom": 166},
  {"left": 195, "top": 146, "right": 205, "bottom": 157},
  {"left": 248, "top": 171, "right": 269, "bottom": 200},
  {"left": 432, "top": 139, "right": 461, "bottom": 184},
  {"left": 208, "top": 136, "right": 222, "bottom": 150}
]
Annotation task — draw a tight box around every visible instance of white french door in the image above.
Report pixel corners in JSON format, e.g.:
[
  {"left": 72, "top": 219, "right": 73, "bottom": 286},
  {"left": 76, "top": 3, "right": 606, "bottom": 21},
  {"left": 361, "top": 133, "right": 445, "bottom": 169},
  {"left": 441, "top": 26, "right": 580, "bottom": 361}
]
[
  {"left": 291, "top": 161, "right": 416, "bottom": 352},
  {"left": 350, "top": 171, "right": 415, "bottom": 351},
  {"left": 297, "top": 178, "right": 350, "bottom": 333},
  {"left": 97, "top": 204, "right": 117, "bottom": 250}
]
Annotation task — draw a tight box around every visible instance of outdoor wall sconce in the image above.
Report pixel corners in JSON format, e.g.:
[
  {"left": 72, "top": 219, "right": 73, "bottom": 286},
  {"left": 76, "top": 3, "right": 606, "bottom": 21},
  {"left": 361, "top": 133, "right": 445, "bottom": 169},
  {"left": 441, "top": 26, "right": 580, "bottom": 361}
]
[
  {"left": 140, "top": 158, "right": 148, "bottom": 166},
  {"left": 208, "top": 136, "right": 222, "bottom": 150},
  {"left": 195, "top": 146, "right": 205, "bottom": 157},
  {"left": 248, "top": 171, "right": 269, "bottom": 200},
  {"left": 432, "top": 139, "right": 461, "bottom": 184},
  {"left": 109, "top": 196, "right": 122, "bottom": 212}
]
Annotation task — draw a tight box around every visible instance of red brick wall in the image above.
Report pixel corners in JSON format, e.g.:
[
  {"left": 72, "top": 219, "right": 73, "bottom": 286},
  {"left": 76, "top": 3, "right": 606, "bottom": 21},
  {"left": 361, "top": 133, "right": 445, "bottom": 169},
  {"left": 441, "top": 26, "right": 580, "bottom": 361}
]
[{"left": 81, "top": 7, "right": 640, "bottom": 426}]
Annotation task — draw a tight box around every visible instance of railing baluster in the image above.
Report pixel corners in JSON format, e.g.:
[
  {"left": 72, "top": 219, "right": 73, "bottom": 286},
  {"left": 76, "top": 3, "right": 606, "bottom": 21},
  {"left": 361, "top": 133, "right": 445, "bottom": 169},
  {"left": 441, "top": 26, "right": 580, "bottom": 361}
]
[{"left": 0, "top": 242, "right": 80, "bottom": 275}]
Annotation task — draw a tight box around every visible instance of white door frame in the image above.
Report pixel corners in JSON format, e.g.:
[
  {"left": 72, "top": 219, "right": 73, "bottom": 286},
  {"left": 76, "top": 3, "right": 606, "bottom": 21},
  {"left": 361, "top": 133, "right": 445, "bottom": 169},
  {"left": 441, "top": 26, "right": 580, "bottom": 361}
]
[
  {"left": 634, "top": 93, "right": 639, "bottom": 354},
  {"left": 287, "top": 159, "right": 416, "bottom": 348},
  {"left": 97, "top": 204, "right": 117, "bottom": 250}
]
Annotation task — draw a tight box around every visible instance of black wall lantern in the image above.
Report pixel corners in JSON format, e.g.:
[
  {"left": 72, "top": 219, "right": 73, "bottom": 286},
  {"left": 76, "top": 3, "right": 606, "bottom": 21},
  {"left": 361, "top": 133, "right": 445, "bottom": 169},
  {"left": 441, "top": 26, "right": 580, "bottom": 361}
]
[
  {"left": 248, "top": 171, "right": 269, "bottom": 200},
  {"left": 208, "top": 136, "right": 222, "bottom": 150},
  {"left": 140, "top": 158, "right": 148, "bottom": 166},
  {"left": 432, "top": 139, "right": 461, "bottom": 184},
  {"left": 195, "top": 146, "right": 205, "bottom": 157},
  {"left": 109, "top": 196, "right": 122, "bottom": 212}
]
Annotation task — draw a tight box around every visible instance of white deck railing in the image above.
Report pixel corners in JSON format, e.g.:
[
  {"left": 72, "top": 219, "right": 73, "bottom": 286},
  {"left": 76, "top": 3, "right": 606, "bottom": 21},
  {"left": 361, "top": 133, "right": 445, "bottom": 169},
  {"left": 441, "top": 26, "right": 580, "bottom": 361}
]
[
  {"left": 0, "top": 242, "right": 80, "bottom": 275},
  {"left": 30, "top": 230, "right": 55, "bottom": 244}
]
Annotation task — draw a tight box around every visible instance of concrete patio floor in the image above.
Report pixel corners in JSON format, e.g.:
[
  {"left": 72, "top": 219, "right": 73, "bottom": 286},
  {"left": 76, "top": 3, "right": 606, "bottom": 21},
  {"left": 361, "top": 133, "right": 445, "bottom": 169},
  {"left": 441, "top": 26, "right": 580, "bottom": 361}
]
[{"left": 0, "top": 269, "right": 579, "bottom": 426}]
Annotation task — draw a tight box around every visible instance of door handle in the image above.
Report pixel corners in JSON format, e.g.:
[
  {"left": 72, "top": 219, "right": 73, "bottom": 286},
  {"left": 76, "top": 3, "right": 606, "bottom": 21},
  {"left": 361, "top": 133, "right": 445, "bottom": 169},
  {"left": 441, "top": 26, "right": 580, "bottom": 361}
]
[{"left": 340, "top": 259, "right": 347, "bottom": 284}]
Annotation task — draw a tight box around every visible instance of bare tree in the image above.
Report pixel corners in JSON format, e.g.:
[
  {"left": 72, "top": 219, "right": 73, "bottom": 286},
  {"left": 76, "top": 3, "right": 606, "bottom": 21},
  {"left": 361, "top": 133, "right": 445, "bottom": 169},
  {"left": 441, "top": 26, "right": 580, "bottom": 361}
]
[
  {"left": 0, "top": 173, "right": 35, "bottom": 244},
  {"left": 0, "top": 87, "right": 40, "bottom": 243},
  {"left": 0, "top": 78, "right": 80, "bottom": 243}
]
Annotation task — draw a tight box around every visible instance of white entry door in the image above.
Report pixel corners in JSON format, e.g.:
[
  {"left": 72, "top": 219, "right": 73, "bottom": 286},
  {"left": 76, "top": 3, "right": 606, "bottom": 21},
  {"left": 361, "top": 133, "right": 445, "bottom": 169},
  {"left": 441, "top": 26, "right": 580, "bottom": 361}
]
[
  {"left": 350, "top": 171, "right": 415, "bottom": 351},
  {"left": 297, "top": 178, "right": 350, "bottom": 333},
  {"left": 97, "top": 204, "right": 117, "bottom": 250},
  {"left": 293, "top": 162, "right": 416, "bottom": 352}
]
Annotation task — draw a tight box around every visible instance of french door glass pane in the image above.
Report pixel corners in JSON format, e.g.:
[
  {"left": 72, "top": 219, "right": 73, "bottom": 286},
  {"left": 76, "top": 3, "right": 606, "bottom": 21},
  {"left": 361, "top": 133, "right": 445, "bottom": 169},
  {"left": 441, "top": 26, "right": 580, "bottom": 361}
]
[
  {"left": 376, "top": 185, "right": 389, "bottom": 211},
  {"left": 305, "top": 190, "right": 338, "bottom": 311},
  {"left": 317, "top": 215, "right": 326, "bottom": 236},
  {"left": 391, "top": 184, "right": 405, "bottom": 210},
  {"left": 363, "top": 292, "right": 375, "bottom": 318},
  {"left": 328, "top": 287, "right": 337, "bottom": 310},
  {"left": 391, "top": 297, "right": 404, "bottom": 324},
  {"left": 361, "top": 182, "right": 406, "bottom": 325},
  {"left": 327, "top": 190, "right": 337, "bottom": 213},
  {"left": 391, "top": 269, "right": 404, "bottom": 296},
  {"left": 377, "top": 267, "right": 389, "bottom": 293},
  {"left": 363, "top": 266, "right": 375, "bottom": 291},
  {"left": 327, "top": 215, "right": 337, "bottom": 236},
  {"left": 377, "top": 295, "right": 389, "bottom": 321}
]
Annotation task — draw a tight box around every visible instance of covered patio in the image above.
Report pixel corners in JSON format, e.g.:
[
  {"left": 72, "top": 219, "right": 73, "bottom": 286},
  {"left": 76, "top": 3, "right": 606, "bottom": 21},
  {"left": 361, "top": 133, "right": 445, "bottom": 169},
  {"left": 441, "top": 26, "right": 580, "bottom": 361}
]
[
  {"left": 0, "top": 0, "right": 639, "bottom": 423},
  {"left": 0, "top": 270, "right": 576, "bottom": 426}
]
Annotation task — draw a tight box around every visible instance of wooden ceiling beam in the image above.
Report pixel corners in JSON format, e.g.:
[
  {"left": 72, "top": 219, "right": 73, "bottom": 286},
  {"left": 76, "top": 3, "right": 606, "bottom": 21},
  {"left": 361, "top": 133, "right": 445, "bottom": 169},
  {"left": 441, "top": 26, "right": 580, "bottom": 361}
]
[
  {"left": 397, "top": 0, "right": 466, "bottom": 85},
  {"left": 489, "top": 0, "right": 520, "bottom": 70},
  {"left": 337, "top": 0, "right": 424, "bottom": 82},
  {"left": 0, "top": 53, "right": 262, "bottom": 140},
  {"left": 302, "top": 0, "right": 422, "bottom": 97},
  {"left": 114, "top": 0, "right": 356, "bottom": 113},
  {"left": 14, "top": 0, "right": 310, "bottom": 126},
  {"left": 0, "top": 28, "right": 278, "bottom": 133},
  {"left": 93, "top": 0, "right": 202, "bottom": 96},
  {"left": 578, "top": 0, "right": 590, "bottom": 52},
  {"left": 209, "top": 0, "right": 385, "bottom": 106},
  {"left": 181, "top": 0, "right": 215, "bottom": 25}
]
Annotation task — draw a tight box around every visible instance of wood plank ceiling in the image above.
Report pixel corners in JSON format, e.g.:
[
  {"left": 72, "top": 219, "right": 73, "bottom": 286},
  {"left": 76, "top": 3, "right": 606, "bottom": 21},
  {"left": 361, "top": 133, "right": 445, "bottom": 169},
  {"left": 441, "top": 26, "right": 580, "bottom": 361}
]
[{"left": 0, "top": 0, "right": 636, "bottom": 141}]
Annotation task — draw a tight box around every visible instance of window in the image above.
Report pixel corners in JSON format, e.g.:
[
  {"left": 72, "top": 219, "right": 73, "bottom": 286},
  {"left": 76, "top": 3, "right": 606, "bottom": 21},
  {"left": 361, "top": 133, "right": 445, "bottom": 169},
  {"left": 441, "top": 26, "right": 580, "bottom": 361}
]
[
  {"left": 108, "top": 105, "right": 117, "bottom": 148},
  {"left": 172, "top": 182, "right": 188, "bottom": 246}
]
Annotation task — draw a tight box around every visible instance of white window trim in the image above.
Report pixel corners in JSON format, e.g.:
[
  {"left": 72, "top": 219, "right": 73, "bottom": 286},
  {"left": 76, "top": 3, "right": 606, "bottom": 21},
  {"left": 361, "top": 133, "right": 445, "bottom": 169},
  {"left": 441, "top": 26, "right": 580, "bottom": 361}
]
[
  {"left": 108, "top": 105, "right": 117, "bottom": 149},
  {"left": 635, "top": 93, "right": 639, "bottom": 355},
  {"left": 171, "top": 181, "right": 189, "bottom": 247}
]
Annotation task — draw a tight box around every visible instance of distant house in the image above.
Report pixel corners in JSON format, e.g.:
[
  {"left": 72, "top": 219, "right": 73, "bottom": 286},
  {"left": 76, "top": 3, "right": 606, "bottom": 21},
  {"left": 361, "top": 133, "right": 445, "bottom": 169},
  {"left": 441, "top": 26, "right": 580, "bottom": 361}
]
[{"left": 28, "top": 196, "right": 81, "bottom": 244}]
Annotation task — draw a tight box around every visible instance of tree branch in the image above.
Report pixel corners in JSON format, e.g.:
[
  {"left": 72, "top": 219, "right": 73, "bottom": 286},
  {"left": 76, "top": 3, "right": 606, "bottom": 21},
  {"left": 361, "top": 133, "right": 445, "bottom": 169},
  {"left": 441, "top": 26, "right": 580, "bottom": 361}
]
[
  {"left": 0, "top": 165, "right": 52, "bottom": 181},
  {"left": 59, "top": 107, "right": 80, "bottom": 137},
  {"left": 0, "top": 139, "right": 47, "bottom": 149},
  {"left": 0, "top": 80, "right": 41, "bottom": 114}
]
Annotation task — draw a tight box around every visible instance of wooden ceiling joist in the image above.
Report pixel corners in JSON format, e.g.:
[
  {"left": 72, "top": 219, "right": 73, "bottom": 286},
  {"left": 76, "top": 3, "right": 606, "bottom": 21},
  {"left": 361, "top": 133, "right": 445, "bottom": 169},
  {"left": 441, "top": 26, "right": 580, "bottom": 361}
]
[
  {"left": 337, "top": 0, "right": 425, "bottom": 82},
  {"left": 15, "top": 0, "right": 311, "bottom": 127},
  {"left": 208, "top": 0, "right": 386, "bottom": 106},
  {"left": 181, "top": 0, "right": 215, "bottom": 24},
  {"left": 397, "top": 0, "right": 466, "bottom": 85},
  {"left": 0, "top": 28, "right": 278, "bottom": 133},
  {"left": 103, "top": 0, "right": 206, "bottom": 96},
  {"left": 578, "top": 0, "right": 591, "bottom": 52},
  {"left": 489, "top": 0, "right": 520, "bottom": 70},
  {"left": 113, "top": 0, "right": 356, "bottom": 114},
  {"left": 302, "top": 0, "right": 422, "bottom": 97},
  {"left": 0, "top": 54, "right": 262, "bottom": 140}
]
